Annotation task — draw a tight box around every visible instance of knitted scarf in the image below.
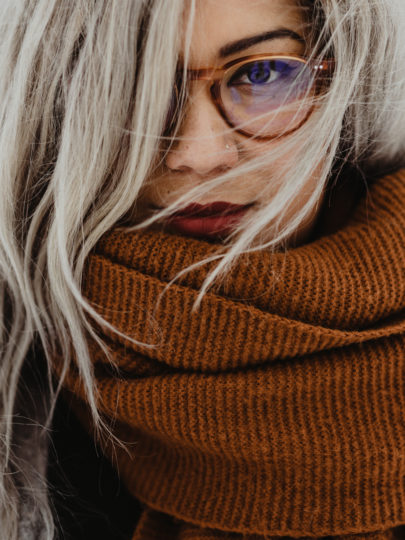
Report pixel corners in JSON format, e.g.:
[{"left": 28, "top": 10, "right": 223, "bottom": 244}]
[{"left": 62, "top": 171, "right": 405, "bottom": 540}]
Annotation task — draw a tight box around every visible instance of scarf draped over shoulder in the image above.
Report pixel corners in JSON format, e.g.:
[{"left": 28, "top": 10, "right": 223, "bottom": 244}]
[{"left": 61, "top": 171, "right": 405, "bottom": 540}]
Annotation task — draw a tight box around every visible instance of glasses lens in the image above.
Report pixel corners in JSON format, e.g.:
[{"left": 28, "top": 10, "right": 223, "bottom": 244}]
[{"left": 220, "top": 57, "right": 315, "bottom": 137}]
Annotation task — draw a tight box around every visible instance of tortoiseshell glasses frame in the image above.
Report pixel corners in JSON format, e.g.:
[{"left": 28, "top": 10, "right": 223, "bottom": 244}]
[{"left": 166, "top": 53, "right": 334, "bottom": 140}]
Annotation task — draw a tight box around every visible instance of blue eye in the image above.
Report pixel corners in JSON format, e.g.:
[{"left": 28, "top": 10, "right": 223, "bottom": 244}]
[
  {"left": 247, "top": 61, "right": 272, "bottom": 84},
  {"left": 229, "top": 59, "right": 296, "bottom": 87}
]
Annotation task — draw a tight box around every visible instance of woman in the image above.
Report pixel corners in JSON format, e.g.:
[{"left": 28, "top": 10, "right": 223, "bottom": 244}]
[{"left": 1, "top": 0, "right": 405, "bottom": 538}]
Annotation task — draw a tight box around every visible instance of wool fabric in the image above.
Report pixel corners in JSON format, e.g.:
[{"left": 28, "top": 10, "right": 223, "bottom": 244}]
[{"left": 62, "top": 171, "right": 405, "bottom": 540}]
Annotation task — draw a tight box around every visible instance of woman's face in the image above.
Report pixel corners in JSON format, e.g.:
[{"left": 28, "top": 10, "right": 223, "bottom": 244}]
[{"left": 136, "top": 0, "right": 323, "bottom": 246}]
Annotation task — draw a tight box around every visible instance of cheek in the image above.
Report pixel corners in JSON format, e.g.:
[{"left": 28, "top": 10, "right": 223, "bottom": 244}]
[
  {"left": 242, "top": 140, "right": 274, "bottom": 158},
  {"left": 237, "top": 139, "right": 291, "bottom": 197},
  {"left": 238, "top": 136, "right": 294, "bottom": 165},
  {"left": 247, "top": 139, "right": 324, "bottom": 207},
  {"left": 275, "top": 160, "right": 325, "bottom": 222}
]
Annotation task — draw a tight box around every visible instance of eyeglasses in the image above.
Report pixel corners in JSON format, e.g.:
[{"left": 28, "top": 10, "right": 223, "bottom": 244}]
[{"left": 165, "top": 54, "right": 334, "bottom": 140}]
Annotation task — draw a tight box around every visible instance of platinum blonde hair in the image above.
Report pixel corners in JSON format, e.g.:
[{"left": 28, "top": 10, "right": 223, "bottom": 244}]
[{"left": 1, "top": 0, "right": 405, "bottom": 536}]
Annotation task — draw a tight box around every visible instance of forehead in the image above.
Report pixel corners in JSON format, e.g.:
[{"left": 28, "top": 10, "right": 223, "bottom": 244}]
[{"left": 184, "top": 0, "right": 304, "bottom": 64}]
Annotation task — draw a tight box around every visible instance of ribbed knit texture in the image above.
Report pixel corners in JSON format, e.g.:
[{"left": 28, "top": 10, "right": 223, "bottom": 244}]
[{"left": 63, "top": 171, "right": 405, "bottom": 539}]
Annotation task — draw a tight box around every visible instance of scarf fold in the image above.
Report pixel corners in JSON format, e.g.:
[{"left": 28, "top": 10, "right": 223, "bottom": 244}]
[{"left": 62, "top": 171, "right": 405, "bottom": 540}]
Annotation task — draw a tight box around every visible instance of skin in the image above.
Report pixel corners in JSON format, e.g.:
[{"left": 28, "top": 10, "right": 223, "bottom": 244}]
[{"left": 134, "top": 0, "right": 324, "bottom": 246}]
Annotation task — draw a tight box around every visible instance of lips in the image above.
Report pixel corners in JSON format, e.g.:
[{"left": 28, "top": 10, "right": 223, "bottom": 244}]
[{"left": 164, "top": 201, "right": 253, "bottom": 239}]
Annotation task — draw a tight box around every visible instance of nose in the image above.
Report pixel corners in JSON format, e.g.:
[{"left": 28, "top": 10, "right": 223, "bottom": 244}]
[{"left": 164, "top": 84, "right": 239, "bottom": 175}]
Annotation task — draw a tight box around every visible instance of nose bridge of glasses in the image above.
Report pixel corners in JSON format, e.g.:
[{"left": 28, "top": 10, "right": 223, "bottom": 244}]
[
  {"left": 170, "top": 67, "right": 228, "bottom": 136},
  {"left": 175, "top": 68, "right": 223, "bottom": 115},
  {"left": 184, "top": 67, "right": 225, "bottom": 83}
]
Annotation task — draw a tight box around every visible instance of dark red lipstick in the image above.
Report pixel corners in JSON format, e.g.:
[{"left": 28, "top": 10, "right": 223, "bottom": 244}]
[{"left": 165, "top": 202, "right": 253, "bottom": 239}]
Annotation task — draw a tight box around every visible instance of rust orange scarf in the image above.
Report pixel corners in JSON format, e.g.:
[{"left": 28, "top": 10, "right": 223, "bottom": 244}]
[{"left": 62, "top": 171, "right": 405, "bottom": 540}]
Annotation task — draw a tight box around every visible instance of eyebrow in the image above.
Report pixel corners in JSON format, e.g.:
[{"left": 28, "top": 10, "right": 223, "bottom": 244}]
[{"left": 218, "top": 28, "right": 304, "bottom": 58}]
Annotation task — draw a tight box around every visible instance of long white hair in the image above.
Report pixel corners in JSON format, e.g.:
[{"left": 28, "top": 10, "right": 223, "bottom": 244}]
[{"left": 1, "top": 0, "right": 405, "bottom": 537}]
